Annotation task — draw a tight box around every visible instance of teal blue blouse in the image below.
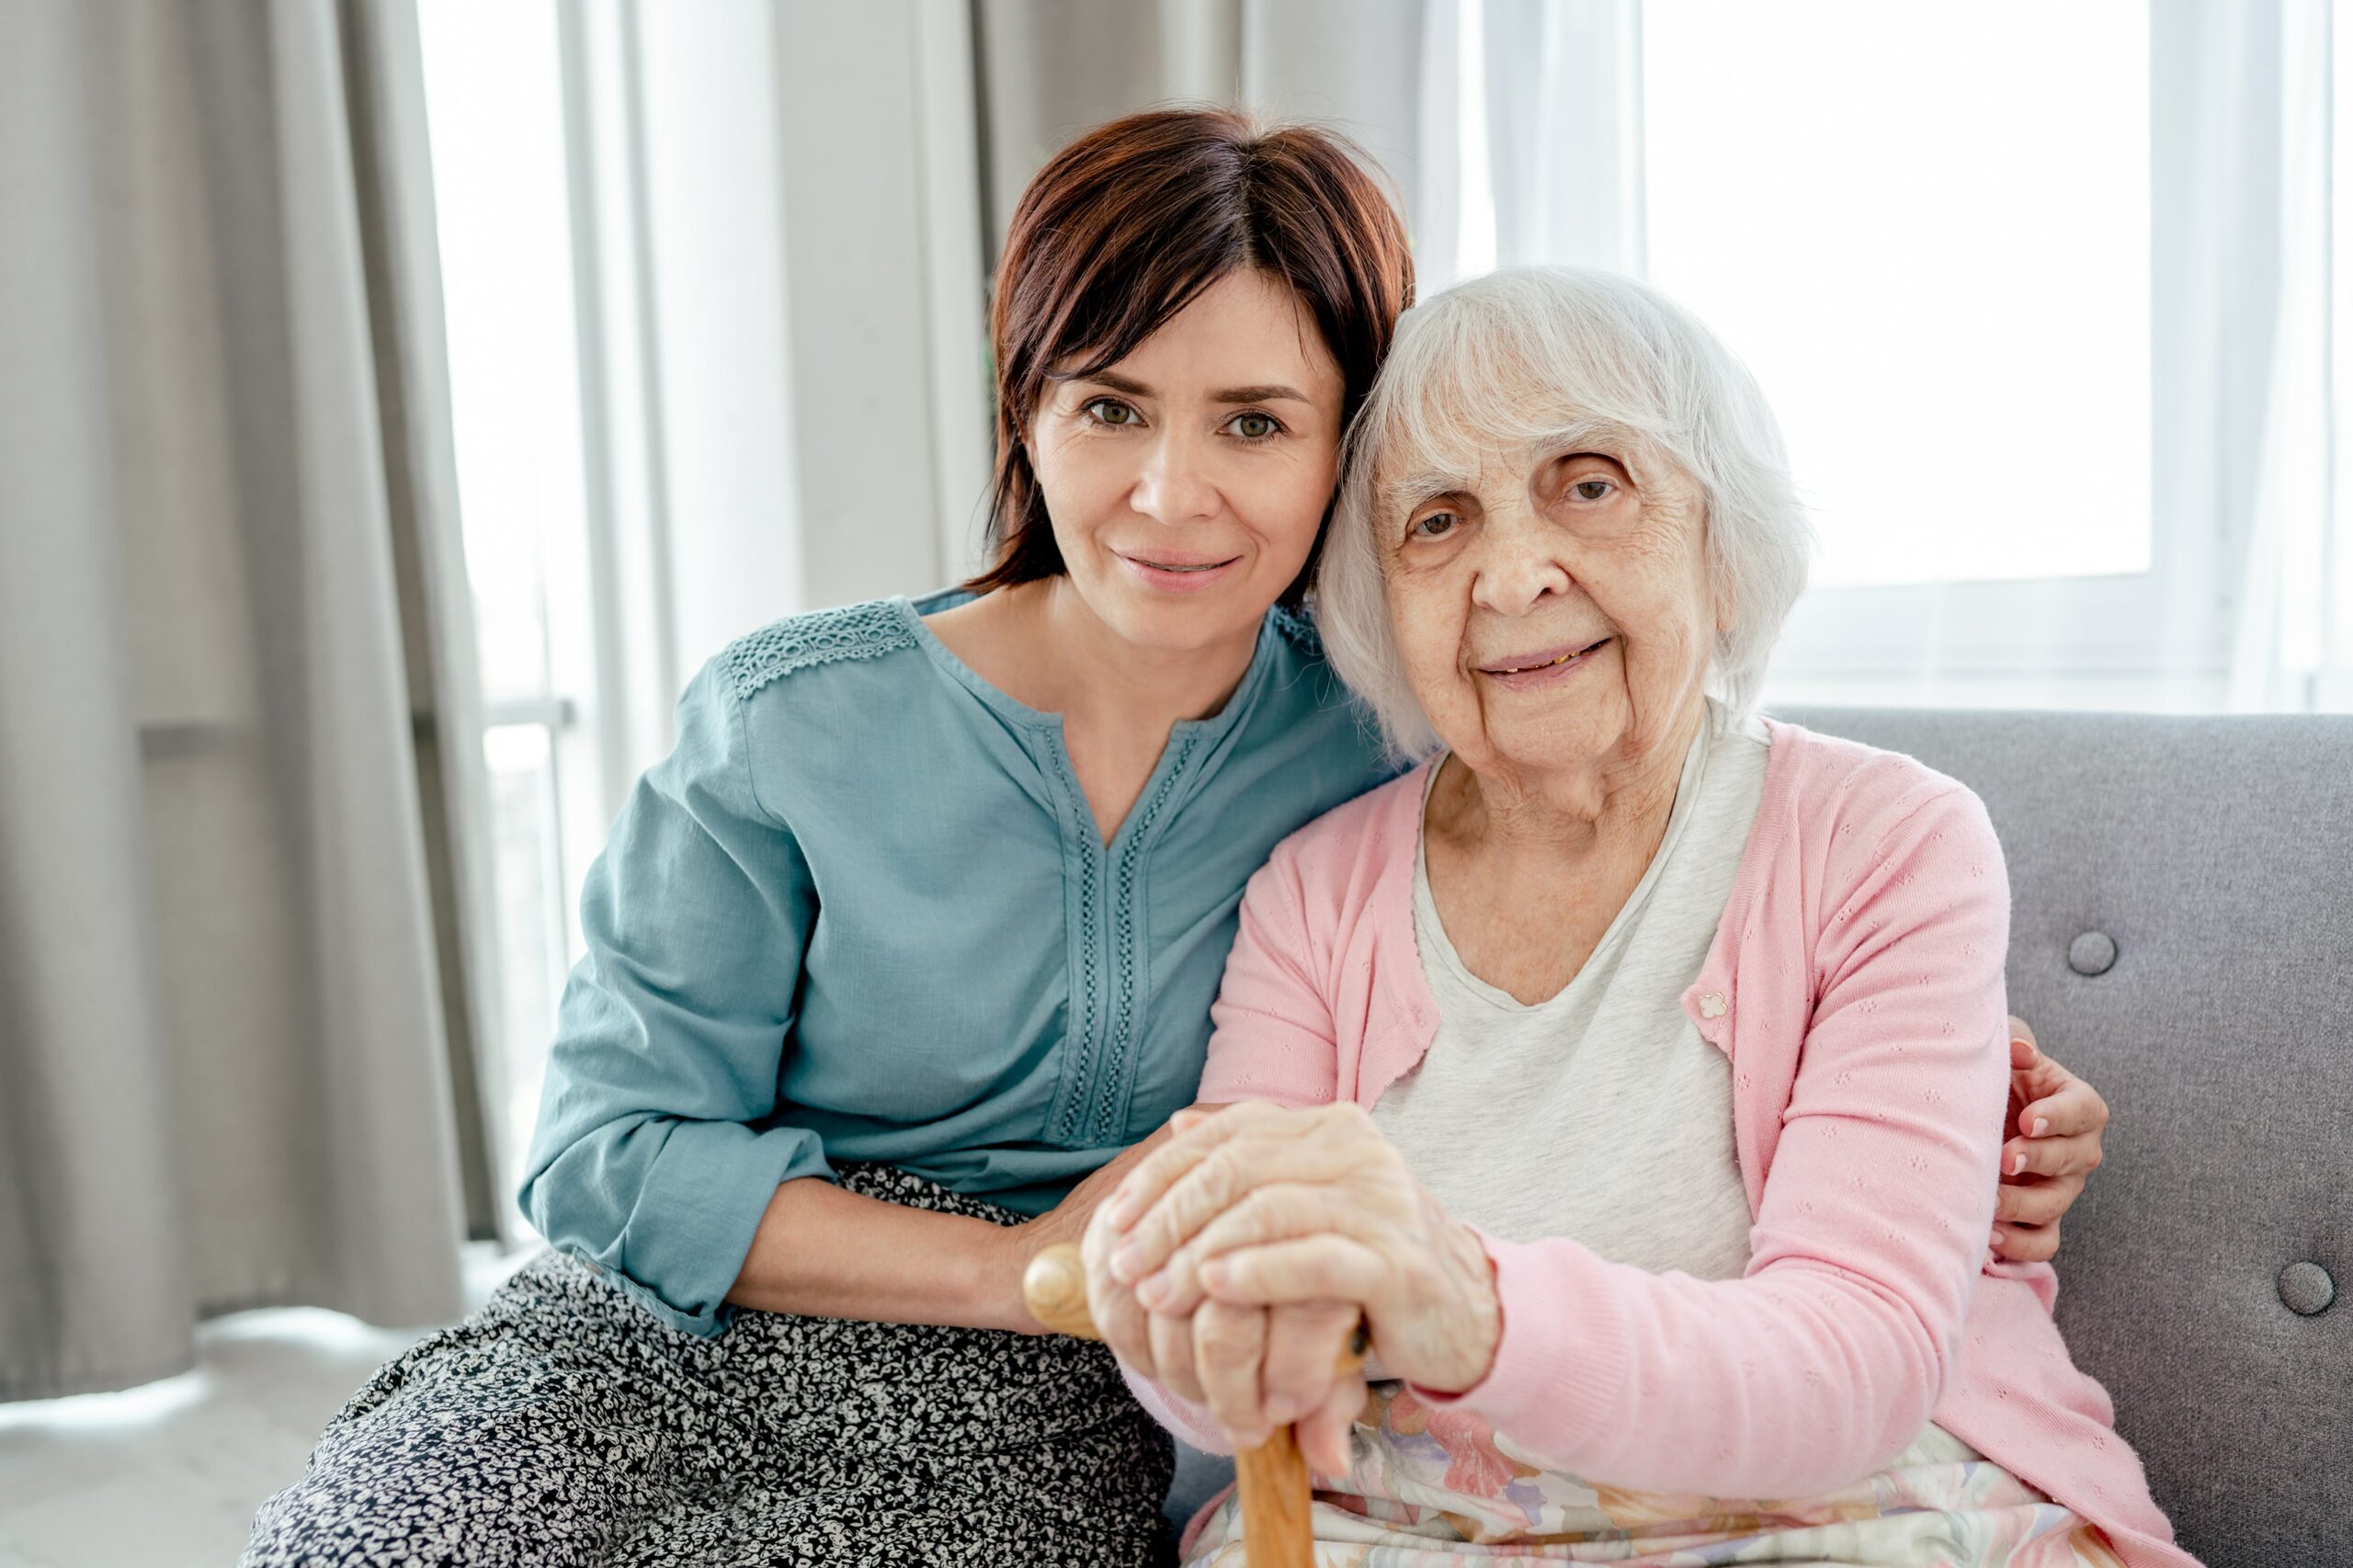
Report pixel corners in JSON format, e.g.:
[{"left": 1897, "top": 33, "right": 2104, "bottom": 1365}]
[{"left": 518, "top": 589, "right": 1397, "bottom": 1335}]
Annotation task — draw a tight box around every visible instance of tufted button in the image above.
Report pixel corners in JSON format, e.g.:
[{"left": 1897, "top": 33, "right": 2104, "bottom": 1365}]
[
  {"left": 2279, "top": 1261, "right": 2336, "bottom": 1315},
  {"left": 2066, "top": 931, "right": 2118, "bottom": 977}
]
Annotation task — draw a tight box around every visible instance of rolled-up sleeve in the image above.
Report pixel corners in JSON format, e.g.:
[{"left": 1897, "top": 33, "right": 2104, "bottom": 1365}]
[{"left": 517, "top": 656, "right": 827, "bottom": 1337}]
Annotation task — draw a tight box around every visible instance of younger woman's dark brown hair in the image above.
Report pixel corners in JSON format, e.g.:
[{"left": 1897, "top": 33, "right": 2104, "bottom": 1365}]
[{"left": 967, "top": 107, "right": 1415, "bottom": 607}]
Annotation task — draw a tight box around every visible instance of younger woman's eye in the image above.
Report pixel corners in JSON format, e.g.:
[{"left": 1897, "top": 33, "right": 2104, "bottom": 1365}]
[
  {"left": 1226, "top": 411, "right": 1282, "bottom": 441},
  {"left": 1084, "top": 397, "right": 1140, "bottom": 427},
  {"left": 1570, "top": 477, "right": 1614, "bottom": 502},
  {"left": 1409, "top": 511, "right": 1460, "bottom": 540}
]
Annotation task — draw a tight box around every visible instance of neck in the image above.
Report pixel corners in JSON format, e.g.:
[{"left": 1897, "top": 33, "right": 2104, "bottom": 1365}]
[
  {"left": 1021, "top": 577, "right": 1263, "bottom": 729},
  {"left": 1437, "top": 691, "right": 1710, "bottom": 863}
]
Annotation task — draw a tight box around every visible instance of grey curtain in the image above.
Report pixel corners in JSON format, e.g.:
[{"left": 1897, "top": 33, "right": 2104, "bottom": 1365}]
[
  {"left": 0, "top": 0, "right": 496, "bottom": 1401},
  {"left": 972, "top": 0, "right": 1436, "bottom": 264}
]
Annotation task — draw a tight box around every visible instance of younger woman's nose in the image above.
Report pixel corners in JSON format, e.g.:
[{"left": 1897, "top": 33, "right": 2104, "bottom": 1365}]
[{"left": 1129, "top": 433, "right": 1222, "bottom": 526}]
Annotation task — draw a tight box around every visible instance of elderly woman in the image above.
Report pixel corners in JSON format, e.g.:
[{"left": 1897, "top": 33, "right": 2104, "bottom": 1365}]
[{"left": 1084, "top": 270, "right": 2190, "bottom": 1567}]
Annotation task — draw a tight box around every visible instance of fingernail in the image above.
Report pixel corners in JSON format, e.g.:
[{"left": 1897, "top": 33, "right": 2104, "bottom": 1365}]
[
  {"left": 2009, "top": 1152, "right": 2027, "bottom": 1175},
  {"left": 1102, "top": 1195, "right": 1137, "bottom": 1231},
  {"left": 2030, "top": 1117, "right": 2049, "bottom": 1137},
  {"left": 1110, "top": 1244, "right": 1147, "bottom": 1283},
  {"left": 1136, "top": 1270, "right": 1171, "bottom": 1308},
  {"left": 1991, "top": 1227, "right": 2006, "bottom": 1248},
  {"left": 1264, "top": 1397, "right": 1297, "bottom": 1425}
]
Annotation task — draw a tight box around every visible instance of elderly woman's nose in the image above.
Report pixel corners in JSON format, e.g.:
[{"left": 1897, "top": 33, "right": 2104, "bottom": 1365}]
[
  {"left": 1469, "top": 519, "right": 1574, "bottom": 617},
  {"left": 1130, "top": 430, "right": 1222, "bottom": 525}
]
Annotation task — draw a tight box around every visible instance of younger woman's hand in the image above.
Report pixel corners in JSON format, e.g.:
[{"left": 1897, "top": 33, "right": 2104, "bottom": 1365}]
[
  {"left": 993, "top": 1123, "right": 1171, "bottom": 1334},
  {"left": 1992, "top": 1018, "right": 2109, "bottom": 1264}
]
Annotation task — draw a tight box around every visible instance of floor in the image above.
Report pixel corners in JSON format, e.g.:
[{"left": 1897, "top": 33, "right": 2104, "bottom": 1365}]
[{"left": 0, "top": 1245, "right": 529, "bottom": 1568}]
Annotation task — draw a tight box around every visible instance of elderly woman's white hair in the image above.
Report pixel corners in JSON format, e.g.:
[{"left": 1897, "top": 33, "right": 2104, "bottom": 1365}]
[{"left": 1314, "top": 267, "right": 1813, "bottom": 759}]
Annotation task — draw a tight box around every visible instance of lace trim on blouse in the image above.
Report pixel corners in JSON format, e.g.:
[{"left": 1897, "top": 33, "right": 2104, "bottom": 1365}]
[{"left": 724, "top": 601, "right": 918, "bottom": 700}]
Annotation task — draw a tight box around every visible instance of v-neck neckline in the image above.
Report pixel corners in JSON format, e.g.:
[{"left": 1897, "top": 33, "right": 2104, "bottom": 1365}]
[
  {"left": 1412, "top": 710, "right": 1717, "bottom": 1013},
  {"left": 893, "top": 592, "right": 1281, "bottom": 853}
]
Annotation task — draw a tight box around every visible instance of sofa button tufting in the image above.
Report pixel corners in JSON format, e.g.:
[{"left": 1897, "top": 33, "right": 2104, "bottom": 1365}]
[
  {"left": 2066, "top": 931, "right": 2118, "bottom": 977},
  {"left": 2279, "top": 1261, "right": 2336, "bottom": 1315}
]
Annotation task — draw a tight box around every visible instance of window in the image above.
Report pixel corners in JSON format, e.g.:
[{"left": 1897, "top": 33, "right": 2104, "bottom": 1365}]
[
  {"left": 418, "top": 0, "right": 601, "bottom": 1210},
  {"left": 1643, "top": 2, "right": 2152, "bottom": 591},
  {"left": 1469, "top": 0, "right": 2350, "bottom": 712}
]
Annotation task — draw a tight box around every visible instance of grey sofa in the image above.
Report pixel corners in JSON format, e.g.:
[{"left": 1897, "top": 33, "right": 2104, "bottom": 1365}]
[{"left": 1163, "top": 708, "right": 2353, "bottom": 1567}]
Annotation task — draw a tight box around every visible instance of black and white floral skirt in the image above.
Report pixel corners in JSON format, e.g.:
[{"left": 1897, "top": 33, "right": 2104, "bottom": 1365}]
[{"left": 241, "top": 1165, "right": 1174, "bottom": 1567}]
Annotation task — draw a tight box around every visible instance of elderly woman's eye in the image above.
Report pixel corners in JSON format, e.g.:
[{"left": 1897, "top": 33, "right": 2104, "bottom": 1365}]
[
  {"left": 1571, "top": 478, "right": 1614, "bottom": 502},
  {"left": 1084, "top": 397, "right": 1140, "bottom": 426},
  {"left": 1410, "top": 511, "right": 1460, "bottom": 540}
]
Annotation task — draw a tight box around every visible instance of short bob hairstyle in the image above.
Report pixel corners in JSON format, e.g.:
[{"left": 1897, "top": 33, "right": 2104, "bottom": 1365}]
[
  {"left": 1317, "top": 267, "right": 1813, "bottom": 758},
  {"left": 967, "top": 107, "right": 1414, "bottom": 607}
]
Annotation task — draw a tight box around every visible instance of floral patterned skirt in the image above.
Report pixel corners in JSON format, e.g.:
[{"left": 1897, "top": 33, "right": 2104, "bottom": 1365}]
[
  {"left": 243, "top": 1164, "right": 1174, "bottom": 1567},
  {"left": 1182, "top": 1381, "right": 2118, "bottom": 1568}
]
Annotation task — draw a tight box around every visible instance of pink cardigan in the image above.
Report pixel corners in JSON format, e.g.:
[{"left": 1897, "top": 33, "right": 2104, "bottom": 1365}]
[{"left": 1128, "top": 722, "right": 2193, "bottom": 1566}]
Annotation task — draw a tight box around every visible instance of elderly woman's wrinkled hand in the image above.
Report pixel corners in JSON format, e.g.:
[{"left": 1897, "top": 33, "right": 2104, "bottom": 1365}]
[
  {"left": 1078, "top": 1109, "right": 1368, "bottom": 1460},
  {"left": 1084, "top": 1101, "right": 1503, "bottom": 1409}
]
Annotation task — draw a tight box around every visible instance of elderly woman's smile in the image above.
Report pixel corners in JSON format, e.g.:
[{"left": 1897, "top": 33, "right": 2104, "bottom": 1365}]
[{"left": 1474, "top": 634, "right": 1610, "bottom": 683}]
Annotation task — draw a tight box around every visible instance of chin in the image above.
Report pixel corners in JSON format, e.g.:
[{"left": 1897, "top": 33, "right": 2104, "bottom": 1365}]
[
  {"left": 1115, "top": 598, "right": 1259, "bottom": 657},
  {"left": 1089, "top": 570, "right": 1272, "bottom": 653}
]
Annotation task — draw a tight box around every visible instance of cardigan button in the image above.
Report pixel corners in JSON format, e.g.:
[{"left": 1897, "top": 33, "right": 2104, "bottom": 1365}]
[
  {"left": 2066, "top": 931, "right": 2118, "bottom": 977},
  {"left": 2279, "top": 1261, "right": 2336, "bottom": 1316},
  {"left": 1698, "top": 991, "right": 1727, "bottom": 1019}
]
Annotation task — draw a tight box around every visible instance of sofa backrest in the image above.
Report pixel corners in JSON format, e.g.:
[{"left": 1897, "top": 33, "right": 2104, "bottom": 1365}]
[{"left": 1779, "top": 707, "right": 2353, "bottom": 1567}]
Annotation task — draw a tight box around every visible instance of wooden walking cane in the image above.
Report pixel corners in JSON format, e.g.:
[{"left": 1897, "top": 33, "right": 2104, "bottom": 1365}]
[{"left": 1022, "top": 1243, "right": 1363, "bottom": 1568}]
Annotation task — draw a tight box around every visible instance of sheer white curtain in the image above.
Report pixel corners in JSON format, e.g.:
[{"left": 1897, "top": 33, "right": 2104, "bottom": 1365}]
[
  {"left": 1473, "top": 0, "right": 2350, "bottom": 715},
  {"left": 1481, "top": 0, "right": 1643, "bottom": 277},
  {"left": 2227, "top": 0, "right": 2349, "bottom": 709}
]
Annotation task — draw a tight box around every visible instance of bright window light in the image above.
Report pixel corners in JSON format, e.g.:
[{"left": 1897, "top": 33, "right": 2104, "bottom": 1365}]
[
  {"left": 1642, "top": 0, "right": 2153, "bottom": 589},
  {"left": 416, "top": 0, "right": 585, "bottom": 700}
]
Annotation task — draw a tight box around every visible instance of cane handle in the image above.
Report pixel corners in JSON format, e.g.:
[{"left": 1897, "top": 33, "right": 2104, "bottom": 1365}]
[{"left": 1021, "top": 1244, "right": 1364, "bottom": 1568}]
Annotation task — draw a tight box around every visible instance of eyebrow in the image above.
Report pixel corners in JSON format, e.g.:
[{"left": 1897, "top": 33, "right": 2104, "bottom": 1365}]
[
  {"left": 1069, "top": 369, "right": 1314, "bottom": 405},
  {"left": 1383, "top": 469, "right": 1475, "bottom": 511}
]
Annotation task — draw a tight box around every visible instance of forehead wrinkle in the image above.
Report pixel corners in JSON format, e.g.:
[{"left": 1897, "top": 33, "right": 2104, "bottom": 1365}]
[
  {"left": 1362, "top": 318, "right": 1698, "bottom": 520},
  {"left": 1375, "top": 406, "right": 1654, "bottom": 515},
  {"left": 1369, "top": 398, "right": 1504, "bottom": 512},
  {"left": 1532, "top": 416, "right": 1658, "bottom": 481}
]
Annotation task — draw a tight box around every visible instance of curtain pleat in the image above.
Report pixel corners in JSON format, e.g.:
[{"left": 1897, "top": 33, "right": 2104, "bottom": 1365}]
[
  {"left": 0, "top": 0, "right": 484, "bottom": 1402},
  {"left": 971, "top": 0, "right": 1435, "bottom": 267}
]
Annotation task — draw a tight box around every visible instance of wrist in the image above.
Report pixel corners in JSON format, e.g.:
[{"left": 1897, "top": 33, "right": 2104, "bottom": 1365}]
[
  {"left": 971, "top": 1219, "right": 1044, "bottom": 1335},
  {"left": 1417, "top": 1218, "right": 1502, "bottom": 1395},
  {"left": 1456, "top": 1223, "right": 1502, "bottom": 1389}
]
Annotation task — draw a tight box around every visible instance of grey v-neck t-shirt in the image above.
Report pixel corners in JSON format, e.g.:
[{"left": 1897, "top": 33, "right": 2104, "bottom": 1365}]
[{"left": 1374, "top": 701, "right": 1766, "bottom": 1274}]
